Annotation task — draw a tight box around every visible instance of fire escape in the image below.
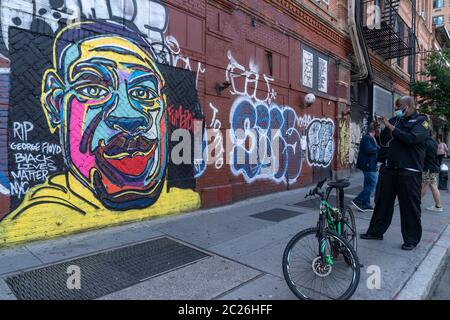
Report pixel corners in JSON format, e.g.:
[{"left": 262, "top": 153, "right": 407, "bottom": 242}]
[
  {"left": 362, "top": 0, "right": 413, "bottom": 59},
  {"left": 361, "top": 0, "right": 417, "bottom": 83},
  {"left": 349, "top": 0, "right": 419, "bottom": 134}
]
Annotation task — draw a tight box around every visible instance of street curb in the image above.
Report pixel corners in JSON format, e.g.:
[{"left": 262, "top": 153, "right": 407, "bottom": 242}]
[{"left": 394, "top": 221, "right": 450, "bottom": 300}]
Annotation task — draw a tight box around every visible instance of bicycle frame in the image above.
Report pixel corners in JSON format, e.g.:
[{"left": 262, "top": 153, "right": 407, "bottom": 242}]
[
  {"left": 317, "top": 199, "right": 342, "bottom": 267},
  {"left": 319, "top": 199, "right": 342, "bottom": 235},
  {"left": 307, "top": 179, "right": 352, "bottom": 268},
  {"left": 324, "top": 186, "right": 345, "bottom": 213}
]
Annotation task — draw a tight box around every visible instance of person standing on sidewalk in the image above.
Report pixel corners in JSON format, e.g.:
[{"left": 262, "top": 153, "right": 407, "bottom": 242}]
[
  {"left": 422, "top": 133, "right": 444, "bottom": 212},
  {"left": 360, "top": 96, "right": 429, "bottom": 251},
  {"left": 352, "top": 123, "right": 380, "bottom": 212},
  {"left": 437, "top": 138, "right": 448, "bottom": 165}
]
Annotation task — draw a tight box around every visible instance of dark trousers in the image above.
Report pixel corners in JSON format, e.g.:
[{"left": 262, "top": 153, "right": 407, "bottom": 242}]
[
  {"left": 438, "top": 155, "right": 445, "bottom": 166},
  {"left": 367, "top": 167, "right": 423, "bottom": 246}
]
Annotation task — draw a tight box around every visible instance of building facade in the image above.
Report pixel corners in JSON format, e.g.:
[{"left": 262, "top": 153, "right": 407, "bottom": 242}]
[
  {"left": 432, "top": 0, "right": 450, "bottom": 29},
  {"left": 0, "top": 0, "right": 437, "bottom": 246}
]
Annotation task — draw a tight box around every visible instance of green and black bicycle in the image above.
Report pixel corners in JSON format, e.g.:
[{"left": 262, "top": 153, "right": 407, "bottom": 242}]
[{"left": 282, "top": 179, "right": 360, "bottom": 300}]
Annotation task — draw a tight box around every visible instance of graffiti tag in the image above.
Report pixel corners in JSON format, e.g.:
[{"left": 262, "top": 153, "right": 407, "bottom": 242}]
[{"left": 306, "top": 119, "right": 335, "bottom": 168}]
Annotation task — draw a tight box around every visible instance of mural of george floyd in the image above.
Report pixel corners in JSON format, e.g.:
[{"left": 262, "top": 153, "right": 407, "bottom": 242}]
[{"left": 0, "top": 0, "right": 355, "bottom": 246}]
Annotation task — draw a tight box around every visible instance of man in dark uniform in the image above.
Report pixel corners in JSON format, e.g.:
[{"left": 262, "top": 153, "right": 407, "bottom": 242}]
[{"left": 360, "top": 96, "right": 430, "bottom": 251}]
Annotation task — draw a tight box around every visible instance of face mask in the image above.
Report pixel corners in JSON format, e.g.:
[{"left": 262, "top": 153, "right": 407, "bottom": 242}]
[{"left": 395, "top": 108, "right": 407, "bottom": 118}]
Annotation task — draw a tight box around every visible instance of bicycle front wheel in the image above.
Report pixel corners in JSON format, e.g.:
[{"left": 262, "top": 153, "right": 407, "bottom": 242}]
[{"left": 282, "top": 228, "right": 360, "bottom": 300}]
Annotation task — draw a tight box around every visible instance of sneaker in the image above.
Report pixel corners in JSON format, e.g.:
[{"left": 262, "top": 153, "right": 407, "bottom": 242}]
[
  {"left": 426, "top": 206, "right": 444, "bottom": 212},
  {"left": 362, "top": 205, "right": 374, "bottom": 212},
  {"left": 351, "top": 200, "right": 364, "bottom": 212}
]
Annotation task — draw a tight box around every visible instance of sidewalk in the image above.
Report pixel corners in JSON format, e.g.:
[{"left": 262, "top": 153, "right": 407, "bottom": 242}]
[{"left": 0, "top": 170, "right": 449, "bottom": 300}]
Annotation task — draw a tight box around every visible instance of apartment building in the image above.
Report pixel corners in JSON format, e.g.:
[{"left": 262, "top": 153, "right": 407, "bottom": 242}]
[{"left": 432, "top": 0, "right": 450, "bottom": 28}]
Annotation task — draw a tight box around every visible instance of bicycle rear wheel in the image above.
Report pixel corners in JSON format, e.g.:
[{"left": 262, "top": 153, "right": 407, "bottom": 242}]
[
  {"left": 342, "top": 207, "right": 357, "bottom": 251},
  {"left": 282, "top": 228, "right": 360, "bottom": 300}
]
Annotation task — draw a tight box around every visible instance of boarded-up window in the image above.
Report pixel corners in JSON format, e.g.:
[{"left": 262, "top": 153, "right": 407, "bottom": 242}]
[
  {"left": 318, "top": 57, "right": 328, "bottom": 93},
  {"left": 373, "top": 85, "right": 393, "bottom": 118},
  {"left": 246, "top": 42, "right": 288, "bottom": 82},
  {"left": 167, "top": 7, "right": 204, "bottom": 54},
  {"left": 302, "top": 49, "right": 314, "bottom": 88}
]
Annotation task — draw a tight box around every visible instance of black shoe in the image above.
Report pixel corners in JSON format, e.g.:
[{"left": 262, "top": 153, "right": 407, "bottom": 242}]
[
  {"left": 401, "top": 243, "right": 416, "bottom": 251},
  {"left": 351, "top": 200, "right": 364, "bottom": 212},
  {"left": 360, "top": 233, "right": 383, "bottom": 240}
]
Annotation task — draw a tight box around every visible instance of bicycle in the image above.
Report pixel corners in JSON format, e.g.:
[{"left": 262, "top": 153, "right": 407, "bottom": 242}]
[
  {"left": 282, "top": 179, "right": 360, "bottom": 300},
  {"left": 324, "top": 179, "right": 357, "bottom": 250}
]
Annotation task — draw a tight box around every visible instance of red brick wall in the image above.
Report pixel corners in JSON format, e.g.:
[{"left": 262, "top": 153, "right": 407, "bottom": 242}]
[
  {"left": 0, "top": 0, "right": 414, "bottom": 212},
  {"left": 163, "top": 0, "right": 353, "bottom": 207}
]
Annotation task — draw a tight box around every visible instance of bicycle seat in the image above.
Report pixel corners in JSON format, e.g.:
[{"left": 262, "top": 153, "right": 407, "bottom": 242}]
[{"left": 327, "top": 180, "right": 350, "bottom": 189}]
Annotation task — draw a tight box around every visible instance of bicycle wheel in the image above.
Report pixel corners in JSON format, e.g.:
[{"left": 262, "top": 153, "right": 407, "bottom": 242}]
[
  {"left": 282, "top": 228, "right": 360, "bottom": 300},
  {"left": 342, "top": 207, "right": 357, "bottom": 251}
]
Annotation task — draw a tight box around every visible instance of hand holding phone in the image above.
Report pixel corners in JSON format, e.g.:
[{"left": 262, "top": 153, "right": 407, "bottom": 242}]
[{"left": 374, "top": 113, "right": 383, "bottom": 122}]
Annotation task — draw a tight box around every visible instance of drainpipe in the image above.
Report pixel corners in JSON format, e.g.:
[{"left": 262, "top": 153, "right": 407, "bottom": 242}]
[
  {"left": 348, "top": 0, "right": 372, "bottom": 82},
  {"left": 410, "top": 0, "right": 417, "bottom": 88},
  {"left": 348, "top": 0, "right": 374, "bottom": 116}
]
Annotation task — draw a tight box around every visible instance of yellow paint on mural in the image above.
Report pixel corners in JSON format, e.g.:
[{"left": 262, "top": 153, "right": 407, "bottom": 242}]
[
  {"left": 0, "top": 173, "right": 200, "bottom": 246},
  {"left": 339, "top": 118, "right": 350, "bottom": 168}
]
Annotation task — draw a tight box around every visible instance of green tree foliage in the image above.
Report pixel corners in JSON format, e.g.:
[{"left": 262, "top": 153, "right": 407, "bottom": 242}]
[{"left": 410, "top": 48, "right": 450, "bottom": 120}]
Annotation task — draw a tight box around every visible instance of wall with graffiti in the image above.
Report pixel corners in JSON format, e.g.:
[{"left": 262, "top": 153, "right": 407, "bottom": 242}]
[
  {"left": 0, "top": 0, "right": 351, "bottom": 245},
  {"left": 0, "top": 0, "right": 205, "bottom": 245}
]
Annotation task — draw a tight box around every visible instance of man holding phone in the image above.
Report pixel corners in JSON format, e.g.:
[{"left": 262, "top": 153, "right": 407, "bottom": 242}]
[{"left": 360, "top": 96, "right": 429, "bottom": 251}]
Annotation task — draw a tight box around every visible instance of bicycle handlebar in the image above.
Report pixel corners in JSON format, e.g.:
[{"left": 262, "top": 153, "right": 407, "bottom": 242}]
[{"left": 304, "top": 179, "right": 327, "bottom": 199}]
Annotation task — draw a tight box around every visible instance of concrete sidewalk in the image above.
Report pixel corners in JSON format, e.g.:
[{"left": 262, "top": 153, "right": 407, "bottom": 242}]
[{"left": 0, "top": 170, "right": 449, "bottom": 300}]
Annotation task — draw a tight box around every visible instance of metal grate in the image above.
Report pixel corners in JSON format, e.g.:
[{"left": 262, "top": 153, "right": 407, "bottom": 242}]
[
  {"left": 250, "top": 209, "right": 305, "bottom": 222},
  {"left": 6, "top": 237, "right": 209, "bottom": 300}
]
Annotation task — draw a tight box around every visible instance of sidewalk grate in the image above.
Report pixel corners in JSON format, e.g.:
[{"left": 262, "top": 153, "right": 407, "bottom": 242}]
[
  {"left": 5, "top": 237, "right": 209, "bottom": 300},
  {"left": 293, "top": 195, "right": 351, "bottom": 210},
  {"left": 250, "top": 209, "right": 305, "bottom": 222}
]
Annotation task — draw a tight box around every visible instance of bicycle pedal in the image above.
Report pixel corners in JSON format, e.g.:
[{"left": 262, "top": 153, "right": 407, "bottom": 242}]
[{"left": 359, "top": 264, "right": 365, "bottom": 268}]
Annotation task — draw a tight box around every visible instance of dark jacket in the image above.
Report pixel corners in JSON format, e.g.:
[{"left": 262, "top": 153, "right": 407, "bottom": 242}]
[
  {"left": 356, "top": 134, "right": 380, "bottom": 172},
  {"left": 377, "top": 112, "right": 429, "bottom": 171},
  {"left": 424, "top": 136, "right": 440, "bottom": 173}
]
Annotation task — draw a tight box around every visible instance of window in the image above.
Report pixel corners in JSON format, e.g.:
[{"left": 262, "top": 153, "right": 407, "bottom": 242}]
[
  {"left": 433, "top": 15, "right": 444, "bottom": 25},
  {"left": 301, "top": 45, "right": 329, "bottom": 93},
  {"left": 266, "top": 51, "right": 273, "bottom": 76},
  {"left": 313, "top": 0, "right": 330, "bottom": 5},
  {"left": 433, "top": 0, "right": 444, "bottom": 9},
  {"left": 302, "top": 50, "right": 314, "bottom": 88},
  {"left": 318, "top": 57, "right": 328, "bottom": 93},
  {"left": 373, "top": 85, "right": 393, "bottom": 118}
]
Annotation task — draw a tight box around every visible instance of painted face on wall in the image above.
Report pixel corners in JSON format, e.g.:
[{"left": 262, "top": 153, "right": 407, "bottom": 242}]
[{"left": 42, "top": 33, "right": 167, "bottom": 210}]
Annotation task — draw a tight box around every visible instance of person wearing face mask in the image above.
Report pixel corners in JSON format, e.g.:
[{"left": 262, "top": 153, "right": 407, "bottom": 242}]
[{"left": 360, "top": 96, "right": 430, "bottom": 251}]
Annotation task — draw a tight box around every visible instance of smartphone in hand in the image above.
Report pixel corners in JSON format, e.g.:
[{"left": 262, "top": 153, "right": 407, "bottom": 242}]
[{"left": 374, "top": 113, "right": 384, "bottom": 122}]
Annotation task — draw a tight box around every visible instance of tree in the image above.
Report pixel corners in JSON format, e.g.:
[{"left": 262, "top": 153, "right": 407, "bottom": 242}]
[{"left": 410, "top": 48, "right": 450, "bottom": 120}]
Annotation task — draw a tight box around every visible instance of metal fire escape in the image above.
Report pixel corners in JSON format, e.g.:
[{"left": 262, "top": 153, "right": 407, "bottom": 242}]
[{"left": 361, "top": 0, "right": 417, "bottom": 83}]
